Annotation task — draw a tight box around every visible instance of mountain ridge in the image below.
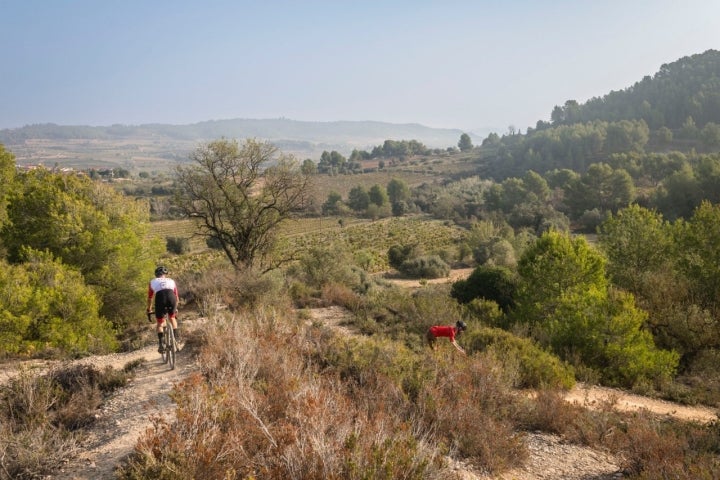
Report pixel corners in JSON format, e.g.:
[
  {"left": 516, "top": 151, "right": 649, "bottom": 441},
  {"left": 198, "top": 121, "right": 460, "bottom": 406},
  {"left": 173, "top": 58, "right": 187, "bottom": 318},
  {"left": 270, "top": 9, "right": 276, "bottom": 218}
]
[{"left": 0, "top": 118, "right": 483, "bottom": 159}]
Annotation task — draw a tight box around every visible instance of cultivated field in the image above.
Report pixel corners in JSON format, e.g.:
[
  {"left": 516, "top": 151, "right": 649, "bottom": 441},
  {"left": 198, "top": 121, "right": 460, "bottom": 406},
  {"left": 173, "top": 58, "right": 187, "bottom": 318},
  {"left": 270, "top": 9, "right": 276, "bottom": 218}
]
[{"left": 149, "top": 214, "right": 467, "bottom": 274}]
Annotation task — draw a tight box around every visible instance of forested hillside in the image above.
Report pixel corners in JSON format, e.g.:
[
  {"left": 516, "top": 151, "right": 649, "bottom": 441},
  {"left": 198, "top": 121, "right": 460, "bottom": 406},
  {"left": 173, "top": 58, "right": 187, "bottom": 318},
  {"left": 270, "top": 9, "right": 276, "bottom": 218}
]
[
  {"left": 548, "top": 49, "right": 720, "bottom": 129},
  {"left": 480, "top": 49, "right": 720, "bottom": 181}
]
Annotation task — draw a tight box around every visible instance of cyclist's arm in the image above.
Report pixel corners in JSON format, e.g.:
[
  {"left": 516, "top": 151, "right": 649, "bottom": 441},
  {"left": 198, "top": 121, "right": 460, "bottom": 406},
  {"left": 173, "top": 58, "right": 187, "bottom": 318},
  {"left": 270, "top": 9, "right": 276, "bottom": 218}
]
[{"left": 450, "top": 339, "right": 466, "bottom": 355}]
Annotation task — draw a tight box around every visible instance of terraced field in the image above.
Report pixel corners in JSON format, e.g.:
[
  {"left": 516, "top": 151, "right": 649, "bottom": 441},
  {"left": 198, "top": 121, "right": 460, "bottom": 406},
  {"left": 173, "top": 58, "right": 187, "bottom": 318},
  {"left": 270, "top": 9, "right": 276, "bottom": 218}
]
[{"left": 149, "top": 215, "right": 467, "bottom": 274}]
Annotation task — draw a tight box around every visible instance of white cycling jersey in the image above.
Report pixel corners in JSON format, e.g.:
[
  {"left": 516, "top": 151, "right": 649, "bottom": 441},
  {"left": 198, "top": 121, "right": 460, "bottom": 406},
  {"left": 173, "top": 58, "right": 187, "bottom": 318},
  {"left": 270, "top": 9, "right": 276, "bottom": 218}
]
[{"left": 150, "top": 277, "right": 177, "bottom": 293}]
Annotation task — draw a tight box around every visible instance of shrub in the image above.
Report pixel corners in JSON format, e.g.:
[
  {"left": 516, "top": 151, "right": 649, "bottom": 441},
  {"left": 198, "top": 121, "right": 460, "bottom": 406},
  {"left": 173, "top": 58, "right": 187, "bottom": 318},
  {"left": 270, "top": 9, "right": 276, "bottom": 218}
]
[
  {"left": 205, "top": 236, "right": 223, "bottom": 250},
  {"left": 462, "top": 298, "right": 505, "bottom": 327},
  {"left": 451, "top": 265, "right": 517, "bottom": 313},
  {"left": 516, "top": 388, "right": 584, "bottom": 435},
  {"left": 0, "top": 363, "right": 135, "bottom": 479},
  {"left": 473, "top": 238, "right": 517, "bottom": 267},
  {"left": 0, "top": 253, "right": 117, "bottom": 357},
  {"left": 416, "top": 356, "right": 527, "bottom": 473},
  {"left": 387, "top": 243, "right": 420, "bottom": 270},
  {"left": 464, "top": 327, "right": 575, "bottom": 389},
  {"left": 2, "top": 168, "right": 160, "bottom": 335},
  {"left": 166, "top": 236, "right": 191, "bottom": 254},
  {"left": 398, "top": 255, "right": 450, "bottom": 279},
  {"left": 292, "top": 244, "right": 356, "bottom": 289},
  {"left": 180, "top": 265, "right": 286, "bottom": 313},
  {"left": 577, "top": 208, "right": 606, "bottom": 233},
  {"left": 320, "top": 283, "right": 365, "bottom": 311}
]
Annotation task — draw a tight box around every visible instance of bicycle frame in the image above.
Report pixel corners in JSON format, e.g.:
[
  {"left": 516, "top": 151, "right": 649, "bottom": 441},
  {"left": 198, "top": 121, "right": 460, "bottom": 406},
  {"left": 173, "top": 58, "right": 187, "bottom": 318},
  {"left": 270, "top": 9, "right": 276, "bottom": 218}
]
[{"left": 147, "top": 310, "right": 178, "bottom": 370}]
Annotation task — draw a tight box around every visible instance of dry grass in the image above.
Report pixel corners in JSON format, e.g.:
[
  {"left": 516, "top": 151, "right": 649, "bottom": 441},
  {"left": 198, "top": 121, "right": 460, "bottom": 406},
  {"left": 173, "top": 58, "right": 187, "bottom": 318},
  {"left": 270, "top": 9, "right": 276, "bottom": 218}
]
[
  {"left": 514, "top": 388, "right": 720, "bottom": 478},
  {"left": 0, "top": 362, "right": 139, "bottom": 479},
  {"left": 117, "top": 307, "right": 531, "bottom": 479}
]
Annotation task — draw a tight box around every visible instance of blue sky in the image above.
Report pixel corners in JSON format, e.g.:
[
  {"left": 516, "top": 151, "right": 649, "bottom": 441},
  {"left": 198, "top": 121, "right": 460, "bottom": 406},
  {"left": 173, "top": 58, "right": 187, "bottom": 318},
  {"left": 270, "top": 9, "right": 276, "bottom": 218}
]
[{"left": 1, "top": 0, "right": 719, "bottom": 134}]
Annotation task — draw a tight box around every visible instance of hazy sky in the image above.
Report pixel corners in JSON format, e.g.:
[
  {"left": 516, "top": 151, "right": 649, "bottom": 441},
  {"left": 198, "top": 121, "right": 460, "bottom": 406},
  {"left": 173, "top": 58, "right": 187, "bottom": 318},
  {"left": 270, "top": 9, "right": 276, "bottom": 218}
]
[{"left": 2, "top": 1, "right": 719, "bottom": 134}]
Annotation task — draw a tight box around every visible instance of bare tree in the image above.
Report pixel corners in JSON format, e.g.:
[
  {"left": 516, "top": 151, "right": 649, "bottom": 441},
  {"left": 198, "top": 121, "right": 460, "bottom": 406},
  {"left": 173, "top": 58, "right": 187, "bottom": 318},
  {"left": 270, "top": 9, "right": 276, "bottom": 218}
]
[{"left": 173, "top": 138, "right": 312, "bottom": 270}]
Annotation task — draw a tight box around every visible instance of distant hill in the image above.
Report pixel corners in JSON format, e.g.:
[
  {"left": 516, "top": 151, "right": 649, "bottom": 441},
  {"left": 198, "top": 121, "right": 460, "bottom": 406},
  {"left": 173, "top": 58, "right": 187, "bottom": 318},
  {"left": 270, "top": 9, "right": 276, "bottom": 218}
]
[{"left": 0, "top": 119, "right": 480, "bottom": 167}]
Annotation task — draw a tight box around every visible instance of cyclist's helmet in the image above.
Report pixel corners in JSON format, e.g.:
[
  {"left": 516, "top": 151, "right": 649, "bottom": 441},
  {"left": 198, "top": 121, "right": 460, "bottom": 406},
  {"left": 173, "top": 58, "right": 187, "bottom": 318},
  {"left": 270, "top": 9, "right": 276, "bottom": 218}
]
[
  {"left": 155, "top": 266, "right": 168, "bottom": 277},
  {"left": 456, "top": 320, "right": 467, "bottom": 331}
]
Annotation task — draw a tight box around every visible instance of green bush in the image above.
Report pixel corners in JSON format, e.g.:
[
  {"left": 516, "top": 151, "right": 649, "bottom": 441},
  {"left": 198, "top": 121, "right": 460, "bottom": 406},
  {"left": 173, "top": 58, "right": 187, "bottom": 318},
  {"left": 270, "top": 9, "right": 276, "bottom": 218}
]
[
  {"left": 205, "top": 236, "right": 223, "bottom": 250},
  {"left": 2, "top": 168, "right": 160, "bottom": 333},
  {"left": 0, "top": 252, "right": 117, "bottom": 357},
  {"left": 462, "top": 298, "right": 506, "bottom": 327},
  {"left": 166, "top": 236, "right": 191, "bottom": 254},
  {"left": 399, "top": 255, "right": 450, "bottom": 279},
  {"left": 387, "top": 243, "right": 420, "bottom": 269},
  {"left": 451, "top": 265, "right": 517, "bottom": 313},
  {"left": 464, "top": 327, "right": 575, "bottom": 389}
]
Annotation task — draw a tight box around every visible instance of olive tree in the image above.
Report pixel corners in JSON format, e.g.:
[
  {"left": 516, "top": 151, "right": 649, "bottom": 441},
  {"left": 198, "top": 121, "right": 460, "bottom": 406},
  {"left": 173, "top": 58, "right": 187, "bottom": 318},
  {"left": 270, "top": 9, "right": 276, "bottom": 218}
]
[{"left": 173, "top": 138, "right": 312, "bottom": 270}]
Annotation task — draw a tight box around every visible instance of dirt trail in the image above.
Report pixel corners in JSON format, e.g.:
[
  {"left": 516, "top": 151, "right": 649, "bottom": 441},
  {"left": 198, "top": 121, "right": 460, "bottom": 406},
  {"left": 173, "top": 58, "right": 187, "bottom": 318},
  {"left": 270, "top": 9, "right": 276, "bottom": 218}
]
[
  {"left": 566, "top": 382, "right": 717, "bottom": 423},
  {"left": 380, "top": 267, "right": 474, "bottom": 289},
  {"left": 47, "top": 342, "right": 199, "bottom": 480},
  {"left": 0, "top": 314, "right": 206, "bottom": 480}
]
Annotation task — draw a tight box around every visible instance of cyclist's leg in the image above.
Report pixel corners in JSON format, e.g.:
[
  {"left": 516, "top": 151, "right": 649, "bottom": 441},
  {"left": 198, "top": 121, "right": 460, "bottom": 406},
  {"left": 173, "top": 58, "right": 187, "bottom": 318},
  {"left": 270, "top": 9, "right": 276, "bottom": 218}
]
[
  {"left": 155, "top": 306, "right": 166, "bottom": 352},
  {"left": 426, "top": 329, "right": 437, "bottom": 350},
  {"left": 167, "top": 298, "right": 179, "bottom": 342}
]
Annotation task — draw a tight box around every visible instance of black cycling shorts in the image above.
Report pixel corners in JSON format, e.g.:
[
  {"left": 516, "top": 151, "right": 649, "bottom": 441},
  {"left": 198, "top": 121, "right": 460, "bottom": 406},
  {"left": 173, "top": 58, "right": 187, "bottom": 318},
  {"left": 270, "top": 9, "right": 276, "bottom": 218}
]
[{"left": 154, "top": 289, "right": 178, "bottom": 319}]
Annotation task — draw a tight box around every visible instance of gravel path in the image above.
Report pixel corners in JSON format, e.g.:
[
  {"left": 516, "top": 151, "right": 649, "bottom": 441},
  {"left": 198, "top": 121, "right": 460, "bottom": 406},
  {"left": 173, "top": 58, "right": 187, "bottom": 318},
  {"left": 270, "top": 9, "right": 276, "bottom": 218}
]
[
  {"left": 44, "top": 340, "right": 200, "bottom": 480},
  {"left": 0, "top": 315, "right": 205, "bottom": 480}
]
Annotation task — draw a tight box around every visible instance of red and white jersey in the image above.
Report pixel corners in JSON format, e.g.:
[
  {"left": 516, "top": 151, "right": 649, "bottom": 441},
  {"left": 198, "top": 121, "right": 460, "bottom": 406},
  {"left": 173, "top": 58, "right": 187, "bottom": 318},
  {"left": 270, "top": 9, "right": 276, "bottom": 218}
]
[{"left": 148, "top": 277, "right": 178, "bottom": 296}]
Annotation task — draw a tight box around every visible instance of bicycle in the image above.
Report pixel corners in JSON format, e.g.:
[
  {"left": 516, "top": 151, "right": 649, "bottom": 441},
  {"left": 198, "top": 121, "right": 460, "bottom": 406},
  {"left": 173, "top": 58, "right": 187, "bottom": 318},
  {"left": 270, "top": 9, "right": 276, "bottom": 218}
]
[{"left": 147, "top": 309, "right": 178, "bottom": 370}]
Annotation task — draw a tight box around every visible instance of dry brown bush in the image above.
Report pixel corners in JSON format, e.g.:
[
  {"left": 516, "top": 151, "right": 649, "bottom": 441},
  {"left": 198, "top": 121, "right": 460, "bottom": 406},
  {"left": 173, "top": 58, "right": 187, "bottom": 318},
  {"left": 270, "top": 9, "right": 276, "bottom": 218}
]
[
  {"left": 181, "top": 265, "right": 288, "bottom": 315},
  {"left": 119, "top": 310, "right": 452, "bottom": 479},
  {"left": 417, "top": 356, "right": 527, "bottom": 473},
  {"left": 0, "top": 363, "right": 136, "bottom": 479},
  {"left": 516, "top": 388, "right": 584, "bottom": 435},
  {"left": 321, "top": 282, "right": 365, "bottom": 311}
]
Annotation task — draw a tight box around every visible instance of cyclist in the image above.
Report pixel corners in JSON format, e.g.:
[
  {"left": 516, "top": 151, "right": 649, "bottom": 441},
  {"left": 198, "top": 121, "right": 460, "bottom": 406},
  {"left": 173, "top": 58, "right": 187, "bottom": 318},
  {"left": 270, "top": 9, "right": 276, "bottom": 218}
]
[
  {"left": 146, "top": 266, "right": 180, "bottom": 353},
  {"left": 426, "top": 320, "right": 467, "bottom": 355}
]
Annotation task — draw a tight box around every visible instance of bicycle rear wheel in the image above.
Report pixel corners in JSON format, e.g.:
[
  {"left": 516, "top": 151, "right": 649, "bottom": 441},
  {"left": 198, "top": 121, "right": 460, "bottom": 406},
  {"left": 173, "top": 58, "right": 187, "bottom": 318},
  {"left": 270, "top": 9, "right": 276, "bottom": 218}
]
[
  {"left": 161, "top": 325, "right": 170, "bottom": 364},
  {"left": 166, "top": 325, "right": 176, "bottom": 370}
]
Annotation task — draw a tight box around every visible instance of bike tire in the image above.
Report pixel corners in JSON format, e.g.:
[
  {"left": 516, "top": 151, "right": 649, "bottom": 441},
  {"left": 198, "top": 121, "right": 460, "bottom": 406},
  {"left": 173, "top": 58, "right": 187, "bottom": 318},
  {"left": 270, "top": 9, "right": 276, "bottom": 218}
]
[
  {"left": 161, "top": 314, "right": 170, "bottom": 364},
  {"left": 161, "top": 325, "right": 170, "bottom": 364},
  {"left": 167, "top": 325, "right": 176, "bottom": 370}
]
